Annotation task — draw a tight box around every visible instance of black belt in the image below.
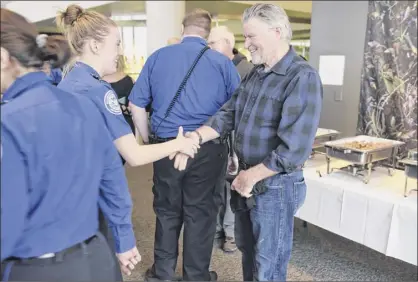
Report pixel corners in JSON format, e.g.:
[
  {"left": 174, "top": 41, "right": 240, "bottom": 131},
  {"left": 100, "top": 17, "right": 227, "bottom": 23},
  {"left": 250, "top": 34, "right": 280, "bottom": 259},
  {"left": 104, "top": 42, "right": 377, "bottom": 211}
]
[
  {"left": 239, "top": 160, "right": 254, "bottom": 170},
  {"left": 239, "top": 159, "right": 303, "bottom": 172},
  {"left": 149, "top": 135, "right": 225, "bottom": 145},
  {"left": 3, "top": 235, "right": 97, "bottom": 264}
]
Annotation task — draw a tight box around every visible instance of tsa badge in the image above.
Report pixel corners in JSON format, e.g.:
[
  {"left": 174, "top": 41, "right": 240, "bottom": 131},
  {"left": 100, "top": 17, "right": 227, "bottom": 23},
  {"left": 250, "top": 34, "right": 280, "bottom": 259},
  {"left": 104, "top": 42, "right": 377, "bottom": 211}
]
[{"left": 104, "top": 90, "right": 122, "bottom": 115}]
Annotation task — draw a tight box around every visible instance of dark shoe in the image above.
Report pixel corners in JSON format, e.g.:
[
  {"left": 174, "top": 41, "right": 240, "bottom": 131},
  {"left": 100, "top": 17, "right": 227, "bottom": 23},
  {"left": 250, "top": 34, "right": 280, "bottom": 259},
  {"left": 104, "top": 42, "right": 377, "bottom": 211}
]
[
  {"left": 144, "top": 268, "right": 182, "bottom": 282},
  {"left": 209, "top": 271, "right": 218, "bottom": 281},
  {"left": 223, "top": 237, "right": 237, "bottom": 253}
]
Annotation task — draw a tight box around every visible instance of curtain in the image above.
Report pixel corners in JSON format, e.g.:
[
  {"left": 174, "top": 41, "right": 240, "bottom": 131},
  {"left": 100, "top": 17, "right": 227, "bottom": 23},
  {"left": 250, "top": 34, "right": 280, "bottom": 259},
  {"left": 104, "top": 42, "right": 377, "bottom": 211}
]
[{"left": 357, "top": 0, "right": 417, "bottom": 157}]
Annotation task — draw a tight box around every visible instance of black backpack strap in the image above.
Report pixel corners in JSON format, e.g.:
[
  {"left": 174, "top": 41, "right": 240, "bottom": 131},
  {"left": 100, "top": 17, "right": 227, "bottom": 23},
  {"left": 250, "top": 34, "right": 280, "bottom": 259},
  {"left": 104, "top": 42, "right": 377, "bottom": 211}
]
[{"left": 152, "top": 46, "right": 209, "bottom": 137}]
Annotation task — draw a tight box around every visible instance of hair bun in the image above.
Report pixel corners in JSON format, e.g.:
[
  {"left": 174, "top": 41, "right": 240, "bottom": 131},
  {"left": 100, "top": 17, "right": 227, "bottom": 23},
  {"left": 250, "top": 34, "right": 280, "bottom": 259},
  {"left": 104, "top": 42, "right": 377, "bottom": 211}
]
[{"left": 57, "top": 4, "right": 84, "bottom": 28}]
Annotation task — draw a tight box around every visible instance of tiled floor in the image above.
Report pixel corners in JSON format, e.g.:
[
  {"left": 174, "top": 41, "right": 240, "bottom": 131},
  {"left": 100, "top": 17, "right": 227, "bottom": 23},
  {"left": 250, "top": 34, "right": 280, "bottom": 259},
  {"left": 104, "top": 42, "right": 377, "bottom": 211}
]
[{"left": 125, "top": 164, "right": 417, "bottom": 281}]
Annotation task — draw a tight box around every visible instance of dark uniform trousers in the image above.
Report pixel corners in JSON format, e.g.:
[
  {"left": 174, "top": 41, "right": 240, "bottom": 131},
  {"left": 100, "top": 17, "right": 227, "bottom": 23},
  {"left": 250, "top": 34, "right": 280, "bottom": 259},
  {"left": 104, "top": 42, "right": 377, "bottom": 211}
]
[
  {"left": 150, "top": 140, "right": 228, "bottom": 281},
  {"left": 1, "top": 233, "right": 123, "bottom": 281}
]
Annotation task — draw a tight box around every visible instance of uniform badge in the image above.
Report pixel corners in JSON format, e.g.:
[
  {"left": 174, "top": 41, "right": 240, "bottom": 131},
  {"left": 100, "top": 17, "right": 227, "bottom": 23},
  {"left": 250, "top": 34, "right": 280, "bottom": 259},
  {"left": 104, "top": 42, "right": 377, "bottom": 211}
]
[{"left": 104, "top": 90, "right": 122, "bottom": 115}]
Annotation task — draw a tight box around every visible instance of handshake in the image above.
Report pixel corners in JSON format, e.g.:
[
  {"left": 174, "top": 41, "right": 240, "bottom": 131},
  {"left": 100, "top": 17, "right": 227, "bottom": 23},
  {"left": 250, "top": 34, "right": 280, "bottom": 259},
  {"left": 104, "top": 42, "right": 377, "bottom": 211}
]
[{"left": 169, "top": 127, "right": 202, "bottom": 170}]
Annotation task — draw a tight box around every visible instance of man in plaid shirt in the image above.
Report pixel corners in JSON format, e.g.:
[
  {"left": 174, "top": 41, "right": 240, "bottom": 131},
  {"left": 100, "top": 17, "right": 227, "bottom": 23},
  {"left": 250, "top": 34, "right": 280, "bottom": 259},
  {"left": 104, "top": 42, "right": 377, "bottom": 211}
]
[{"left": 170, "top": 3, "right": 323, "bottom": 281}]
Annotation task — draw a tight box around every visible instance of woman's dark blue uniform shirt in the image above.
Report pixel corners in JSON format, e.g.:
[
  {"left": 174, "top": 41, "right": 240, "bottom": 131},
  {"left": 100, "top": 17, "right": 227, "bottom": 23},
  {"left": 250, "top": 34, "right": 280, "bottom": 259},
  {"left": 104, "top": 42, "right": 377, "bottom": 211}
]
[{"left": 0, "top": 72, "right": 135, "bottom": 261}]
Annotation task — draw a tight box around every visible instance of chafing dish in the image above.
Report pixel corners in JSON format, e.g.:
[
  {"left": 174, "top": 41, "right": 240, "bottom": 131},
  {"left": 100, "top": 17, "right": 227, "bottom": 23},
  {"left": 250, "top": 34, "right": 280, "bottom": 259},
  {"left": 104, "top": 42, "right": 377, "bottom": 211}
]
[
  {"left": 323, "top": 135, "right": 405, "bottom": 183},
  {"left": 399, "top": 150, "right": 418, "bottom": 197},
  {"left": 313, "top": 128, "right": 341, "bottom": 149},
  {"left": 408, "top": 149, "right": 418, "bottom": 161}
]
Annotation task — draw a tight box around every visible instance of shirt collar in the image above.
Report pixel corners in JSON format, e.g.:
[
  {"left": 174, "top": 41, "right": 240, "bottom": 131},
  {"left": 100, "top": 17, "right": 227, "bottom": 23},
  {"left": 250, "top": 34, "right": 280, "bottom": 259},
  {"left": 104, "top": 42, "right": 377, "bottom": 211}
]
[
  {"left": 2, "top": 71, "right": 50, "bottom": 102},
  {"left": 181, "top": 36, "right": 207, "bottom": 46},
  {"left": 73, "top": 61, "right": 101, "bottom": 80},
  {"left": 258, "top": 45, "right": 297, "bottom": 76}
]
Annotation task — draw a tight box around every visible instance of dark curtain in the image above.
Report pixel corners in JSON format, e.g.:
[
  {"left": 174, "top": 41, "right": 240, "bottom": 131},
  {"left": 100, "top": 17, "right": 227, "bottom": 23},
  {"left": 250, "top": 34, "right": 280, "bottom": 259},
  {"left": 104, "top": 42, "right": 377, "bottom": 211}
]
[{"left": 357, "top": 1, "right": 417, "bottom": 157}]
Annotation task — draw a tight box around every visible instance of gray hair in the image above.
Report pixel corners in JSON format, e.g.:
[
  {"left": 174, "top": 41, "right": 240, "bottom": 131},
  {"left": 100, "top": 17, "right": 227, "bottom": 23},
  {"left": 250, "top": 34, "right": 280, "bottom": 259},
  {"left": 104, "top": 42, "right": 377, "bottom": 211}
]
[
  {"left": 242, "top": 3, "right": 292, "bottom": 42},
  {"left": 210, "top": 26, "right": 235, "bottom": 47}
]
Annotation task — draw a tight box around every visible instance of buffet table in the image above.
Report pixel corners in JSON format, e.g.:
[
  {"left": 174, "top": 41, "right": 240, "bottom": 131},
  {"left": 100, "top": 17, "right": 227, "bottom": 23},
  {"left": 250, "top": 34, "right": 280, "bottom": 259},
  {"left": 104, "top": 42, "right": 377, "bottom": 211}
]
[{"left": 295, "top": 154, "right": 417, "bottom": 266}]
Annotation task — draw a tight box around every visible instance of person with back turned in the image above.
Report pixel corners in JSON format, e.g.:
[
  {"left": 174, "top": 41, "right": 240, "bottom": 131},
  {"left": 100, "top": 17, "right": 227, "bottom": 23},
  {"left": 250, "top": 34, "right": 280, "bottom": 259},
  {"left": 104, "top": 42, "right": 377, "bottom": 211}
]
[
  {"left": 171, "top": 4, "right": 323, "bottom": 281},
  {"left": 0, "top": 8, "right": 140, "bottom": 281},
  {"left": 129, "top": 8, "right": 240, "bottom": 281}
]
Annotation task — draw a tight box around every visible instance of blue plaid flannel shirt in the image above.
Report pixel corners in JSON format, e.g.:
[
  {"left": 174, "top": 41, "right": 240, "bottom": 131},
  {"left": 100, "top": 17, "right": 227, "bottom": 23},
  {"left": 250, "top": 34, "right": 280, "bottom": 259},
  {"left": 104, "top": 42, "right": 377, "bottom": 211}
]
[{"left": 206, "top": 47, "right": 323, "bottom": 173}]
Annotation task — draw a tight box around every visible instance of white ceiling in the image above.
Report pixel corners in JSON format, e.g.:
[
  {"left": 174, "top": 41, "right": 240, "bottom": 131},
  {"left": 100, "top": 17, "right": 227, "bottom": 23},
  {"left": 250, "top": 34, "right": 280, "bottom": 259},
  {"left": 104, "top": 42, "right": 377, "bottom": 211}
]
[
  {"left": 35, "top": 0, "right": 311, "bottom": 40},
  {"left": 229, "top": 1, "right": 312, "bottom": 14}
]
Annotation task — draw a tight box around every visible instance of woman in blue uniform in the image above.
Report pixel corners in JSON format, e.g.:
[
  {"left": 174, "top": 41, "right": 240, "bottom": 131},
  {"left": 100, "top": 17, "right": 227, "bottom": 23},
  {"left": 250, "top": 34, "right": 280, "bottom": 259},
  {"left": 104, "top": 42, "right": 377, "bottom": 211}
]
[
  {"left": 56, "top": 4, "right": 201, "bottom": 250},
  {"left": 0, "top": 8, "right": 140, "bottom": 281},
  {"left": 57, "top": 5, "right": 199, "bottom": 165}
]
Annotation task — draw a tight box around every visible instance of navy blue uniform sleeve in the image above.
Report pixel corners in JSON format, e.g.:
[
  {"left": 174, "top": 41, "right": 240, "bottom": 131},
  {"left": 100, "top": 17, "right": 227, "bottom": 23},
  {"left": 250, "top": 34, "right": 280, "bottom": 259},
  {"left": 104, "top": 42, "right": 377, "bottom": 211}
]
[
  {"left": 92, "top": 86, "right": 133, "bottom": 141},
  {"left": 1, "top": 128, "right": 29, "bottom": 261},
  {"left": 128, "top": 53, "right": 154, "bottom": 108},
  {"left": 98, "top": 128, "right": 135, "bottom": 254},
  {"left": 224, "top": 59, "right": 241, "bottom": 100}
]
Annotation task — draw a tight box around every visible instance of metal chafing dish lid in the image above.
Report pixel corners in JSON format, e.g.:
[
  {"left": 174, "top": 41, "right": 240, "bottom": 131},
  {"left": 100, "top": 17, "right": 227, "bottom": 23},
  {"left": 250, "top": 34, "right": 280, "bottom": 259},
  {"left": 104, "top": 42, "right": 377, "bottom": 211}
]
[
  {"left": 315, "top": 128, "right": 340, "bottom": 136},
  {"left": 408, "top": 149, "right": 417, "bottom": 161}
]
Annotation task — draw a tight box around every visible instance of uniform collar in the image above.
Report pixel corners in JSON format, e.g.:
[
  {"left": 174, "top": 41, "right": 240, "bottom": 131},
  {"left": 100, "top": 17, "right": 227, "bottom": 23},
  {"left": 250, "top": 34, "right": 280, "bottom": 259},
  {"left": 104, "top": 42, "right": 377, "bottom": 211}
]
[
  {"left": 257, "top": 45, "right": 297, "bottom": 76},
  {"left": 2, "top": 71, "right": 50, "bottom": 102},
  {"left": 181, "top": 36, "right": 207, "bottom": 46},
  {"left": 73, "top": 61, "right": 101, "bottom": 80}
]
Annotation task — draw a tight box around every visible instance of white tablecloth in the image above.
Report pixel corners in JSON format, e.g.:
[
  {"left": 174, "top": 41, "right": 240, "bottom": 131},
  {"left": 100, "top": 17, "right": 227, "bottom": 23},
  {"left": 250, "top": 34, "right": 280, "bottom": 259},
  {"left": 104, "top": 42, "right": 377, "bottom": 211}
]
[{"left": 295, "top": 155, "right": 417, "bottom": 265}]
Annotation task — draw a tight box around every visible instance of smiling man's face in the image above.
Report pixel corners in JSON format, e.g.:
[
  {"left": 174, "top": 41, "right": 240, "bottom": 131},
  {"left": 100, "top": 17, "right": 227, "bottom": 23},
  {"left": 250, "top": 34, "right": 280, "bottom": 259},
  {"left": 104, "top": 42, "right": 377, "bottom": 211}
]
[{"left": 243, "top": 17, "right": 281, "bottom": 65}]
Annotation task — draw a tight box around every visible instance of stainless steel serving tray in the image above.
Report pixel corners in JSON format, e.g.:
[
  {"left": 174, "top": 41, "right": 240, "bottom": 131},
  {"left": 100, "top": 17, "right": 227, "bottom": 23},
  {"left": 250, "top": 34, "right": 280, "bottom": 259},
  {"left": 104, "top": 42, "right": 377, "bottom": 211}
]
[
  {"left": 324, "top": 135, "right": 405, "bottom": 165},
  {"left": 399, "top": 158, "right": 418, "bottom": 179},
  {"left": 313, "top": 128, "right": 341, "bottom": 148},
  {"left": 408, "top": 150, "right": 418, "bottom": 161}
]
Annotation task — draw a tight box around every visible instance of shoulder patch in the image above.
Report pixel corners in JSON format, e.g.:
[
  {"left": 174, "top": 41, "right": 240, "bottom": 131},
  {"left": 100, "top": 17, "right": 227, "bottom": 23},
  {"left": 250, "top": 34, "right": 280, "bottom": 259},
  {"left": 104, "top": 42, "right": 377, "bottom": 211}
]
[{"left": 104, "top": 90, "right": 122, "bottom": 115}]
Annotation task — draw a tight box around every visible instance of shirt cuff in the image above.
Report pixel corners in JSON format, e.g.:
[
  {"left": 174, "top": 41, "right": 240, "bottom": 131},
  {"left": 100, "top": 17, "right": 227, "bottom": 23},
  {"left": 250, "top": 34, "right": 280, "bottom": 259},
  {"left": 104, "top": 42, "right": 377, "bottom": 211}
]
[
  {"left": 204, "top": 117, "right": 226, "bottom": 138},
  {"left": 262, "top": 151, "right": 287, "bottom": 174},
  {"left": 112, "top": 123, "right": 134, "bottom": 141},
  {"left": 128, "top": 97, "right": 149, "bottom": 109},
  {"left": 111, "top": 225, "right": 136, "bottom": 254}
]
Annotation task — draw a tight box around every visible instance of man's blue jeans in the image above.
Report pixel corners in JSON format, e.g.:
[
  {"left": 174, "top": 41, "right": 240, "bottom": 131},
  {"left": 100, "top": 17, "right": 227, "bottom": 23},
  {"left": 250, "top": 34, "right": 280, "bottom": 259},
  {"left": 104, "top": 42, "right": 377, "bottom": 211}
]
[{"left": 235, "top": 170, "right": 307, "bottom": 281}]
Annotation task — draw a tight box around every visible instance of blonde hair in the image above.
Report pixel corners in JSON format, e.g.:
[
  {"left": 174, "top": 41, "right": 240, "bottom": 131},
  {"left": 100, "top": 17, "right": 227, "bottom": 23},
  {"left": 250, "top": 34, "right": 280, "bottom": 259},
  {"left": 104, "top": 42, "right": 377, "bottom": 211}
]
[
  {"left": 116, "top": 55, "right": 126, "bottom": 73},
  {"left": 62, "top": 56, "right": 77, "bottom": 78},
  {"left": 56, "top": 4, "right": 117, "bottom": 55}
]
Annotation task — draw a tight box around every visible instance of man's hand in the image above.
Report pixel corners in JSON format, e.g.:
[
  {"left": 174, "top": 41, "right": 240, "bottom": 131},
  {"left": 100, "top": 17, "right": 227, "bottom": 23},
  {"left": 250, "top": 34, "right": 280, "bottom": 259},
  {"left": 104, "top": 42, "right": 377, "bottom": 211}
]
[
  {"left": 169, "top": 130, "right": 200, "bottom": 171},
  {"left": 116, "top": 246, "right": 141, "bottom": 276},
  {"left": 231, "top": 170, "right": 257, "bottom": 198},
  {"left": 169, "top": 152, "right": 190, "bottom": 171},
  {"left": 175, "top": 127, "right": 200, "bottom": 158}
]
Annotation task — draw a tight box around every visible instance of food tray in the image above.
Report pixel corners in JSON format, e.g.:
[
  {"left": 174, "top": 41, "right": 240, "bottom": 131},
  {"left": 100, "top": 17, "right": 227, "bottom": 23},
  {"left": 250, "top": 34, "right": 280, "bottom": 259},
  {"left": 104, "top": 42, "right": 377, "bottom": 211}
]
[
  {"left": 324, "top": 135, "right": 404, "bottom": 165},
  {"left": 313, "top": 128, "right": 340, "bottom": 148},
  {"left": 399, "top": 158, "right": 418, "bottom": 179}
]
